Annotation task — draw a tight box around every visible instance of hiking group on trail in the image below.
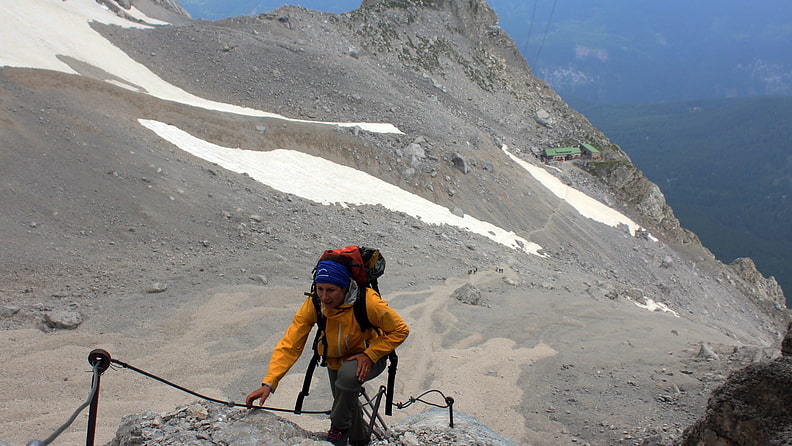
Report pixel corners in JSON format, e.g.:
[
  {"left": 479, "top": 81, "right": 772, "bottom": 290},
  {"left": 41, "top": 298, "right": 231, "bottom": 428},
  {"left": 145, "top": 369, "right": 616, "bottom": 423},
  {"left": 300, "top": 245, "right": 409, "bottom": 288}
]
[{"left": 246, "top": 246, "right": 409, "bottom": 446}]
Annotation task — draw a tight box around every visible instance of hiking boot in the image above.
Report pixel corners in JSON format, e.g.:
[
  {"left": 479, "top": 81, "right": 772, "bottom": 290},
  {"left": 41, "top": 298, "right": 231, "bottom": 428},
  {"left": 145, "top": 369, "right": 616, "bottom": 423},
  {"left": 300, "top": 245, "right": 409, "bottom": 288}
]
[
  {"left": 349, "top": 439, "right": 370, "bottom": 446},
  {"left": 326, "top": 426, "right": 348, "bottom": 446}
]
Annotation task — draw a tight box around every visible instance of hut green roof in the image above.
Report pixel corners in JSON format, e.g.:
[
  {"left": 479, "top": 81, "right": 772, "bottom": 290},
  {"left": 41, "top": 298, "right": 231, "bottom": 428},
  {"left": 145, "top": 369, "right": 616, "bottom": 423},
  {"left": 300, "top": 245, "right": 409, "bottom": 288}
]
[
  {"left": 544, "top": 147, "right": 581, "bottom": 157},
  {"left": 580, "top": 143, "right": 600, "bottom": 153}
]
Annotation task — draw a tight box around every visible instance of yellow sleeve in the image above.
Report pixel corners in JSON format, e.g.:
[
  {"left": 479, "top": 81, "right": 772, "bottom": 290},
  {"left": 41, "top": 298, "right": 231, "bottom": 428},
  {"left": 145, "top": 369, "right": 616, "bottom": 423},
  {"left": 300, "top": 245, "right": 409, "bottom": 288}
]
[
  {"left": 262, "top": 296, "right": 317, "bottom": 390},
  {"left": 363, "top": 289, "right": 409, "bottom": 363}
]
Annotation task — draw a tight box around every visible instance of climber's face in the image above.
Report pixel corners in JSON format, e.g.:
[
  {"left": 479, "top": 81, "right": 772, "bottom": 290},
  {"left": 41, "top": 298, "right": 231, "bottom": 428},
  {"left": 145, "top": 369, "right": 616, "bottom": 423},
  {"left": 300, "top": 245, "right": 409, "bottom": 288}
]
[{"left": 316, "top": 283, "right": 346, "bottom": 309}]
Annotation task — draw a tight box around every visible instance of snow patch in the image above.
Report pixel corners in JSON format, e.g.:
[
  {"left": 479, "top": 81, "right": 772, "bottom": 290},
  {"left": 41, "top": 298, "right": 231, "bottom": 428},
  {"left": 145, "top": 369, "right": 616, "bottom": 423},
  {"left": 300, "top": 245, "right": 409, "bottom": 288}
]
[
  {"left": 502, "top": 145, "right": 654, "bottom": 239},
  {"left": 139, "top": 120, "right": 545, "bottom": 256},
  {"left": 633, "top": 297, "right": 679, "bottom": 317},
  {"left": 0, "top": 0, "right": 402, "bottom": 134}
]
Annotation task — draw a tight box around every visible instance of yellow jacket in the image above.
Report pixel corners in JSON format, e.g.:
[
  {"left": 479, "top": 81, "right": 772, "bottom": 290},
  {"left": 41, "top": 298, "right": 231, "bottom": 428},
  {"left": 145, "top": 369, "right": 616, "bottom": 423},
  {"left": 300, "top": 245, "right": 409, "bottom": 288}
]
[{"left": 262, "top": 288, "right": 409, "bottom": 390}]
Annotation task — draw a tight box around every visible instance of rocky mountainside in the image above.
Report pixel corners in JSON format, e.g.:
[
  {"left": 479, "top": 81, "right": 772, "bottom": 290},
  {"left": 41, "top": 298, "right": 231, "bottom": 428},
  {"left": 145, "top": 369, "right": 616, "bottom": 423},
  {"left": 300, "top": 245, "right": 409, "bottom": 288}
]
[
  {"left": 88, "top": 0, "right": 788, "bottom": 335},
  {"left": 0, "top": 1, "right": 790, "bottom": 445}
]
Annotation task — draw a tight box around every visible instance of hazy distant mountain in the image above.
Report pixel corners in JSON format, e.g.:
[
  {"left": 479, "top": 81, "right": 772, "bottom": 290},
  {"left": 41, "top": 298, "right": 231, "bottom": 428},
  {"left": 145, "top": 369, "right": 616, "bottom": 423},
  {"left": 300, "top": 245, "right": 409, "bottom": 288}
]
[
  {"left": 180, "top": 0, "right": 792, "bottom": 104},
  {"left": 510, "top": 0, "right": 792, "bottom": 103}
]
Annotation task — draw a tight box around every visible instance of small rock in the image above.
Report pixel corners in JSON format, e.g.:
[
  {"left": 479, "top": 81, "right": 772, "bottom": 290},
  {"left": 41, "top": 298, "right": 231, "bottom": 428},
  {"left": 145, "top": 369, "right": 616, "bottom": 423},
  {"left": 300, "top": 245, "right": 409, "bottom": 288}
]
[
  {"left": 400, "top": 431, "right": 420, "bottom": 446},
  {"left": 451, "top": 153, "right": 469, "bottom": 174},
  {"left": 147, "top": 283, "right": 168, "bottom": 293},
  {"left": 43, "top": 310, "right": 83, "bottom": 330},
  {"left": 0, "top": 305, "right": 21, "bottom": 318},
  {"left": 404, "top": 143, "right": 425, "bottom": 159},
  {"left": 251, "top": 275, "right": 268, "bottom": 285},
  {"left": 696, "top": 343, "right": 719, "bottom": 361},
  {"left": 401, "top": 167, "right": 416, "bottom": 180},
  {"left": 185, "top": 404, "right": 208, "bottom": 421}
]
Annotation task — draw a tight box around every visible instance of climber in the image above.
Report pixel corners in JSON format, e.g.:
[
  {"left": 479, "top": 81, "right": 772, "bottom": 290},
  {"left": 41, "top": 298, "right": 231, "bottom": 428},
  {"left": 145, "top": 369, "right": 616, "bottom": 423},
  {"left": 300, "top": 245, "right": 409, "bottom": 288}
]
[{"left": 246, "top": 259, "right": 409, "bottom": 446}]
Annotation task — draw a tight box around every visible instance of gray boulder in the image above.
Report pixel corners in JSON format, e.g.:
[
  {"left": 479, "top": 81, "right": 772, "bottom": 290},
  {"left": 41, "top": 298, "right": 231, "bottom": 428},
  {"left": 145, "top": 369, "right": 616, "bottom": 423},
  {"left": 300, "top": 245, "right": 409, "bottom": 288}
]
[
  {"left": 43, "top": 310, "right": 83, "bottom": 330},
  {"left": 783, "top": 321, "right": 792, "bottom": 357},
  {"left": 451, "top": 283, "right": 485, "bottom": 306},
  {"left": 107, "top": 401, "right": 324, "bottom": 446},
  {"left": 451, "top": 153, "right": 469, "bottom": 174}
]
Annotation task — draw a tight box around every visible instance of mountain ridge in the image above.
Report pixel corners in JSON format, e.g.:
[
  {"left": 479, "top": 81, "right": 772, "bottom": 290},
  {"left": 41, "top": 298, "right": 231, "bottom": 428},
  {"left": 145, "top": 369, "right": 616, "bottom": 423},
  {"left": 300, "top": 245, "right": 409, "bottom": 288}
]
[{"left": 176, "top": 0, "right": 792, "bottom": 104}]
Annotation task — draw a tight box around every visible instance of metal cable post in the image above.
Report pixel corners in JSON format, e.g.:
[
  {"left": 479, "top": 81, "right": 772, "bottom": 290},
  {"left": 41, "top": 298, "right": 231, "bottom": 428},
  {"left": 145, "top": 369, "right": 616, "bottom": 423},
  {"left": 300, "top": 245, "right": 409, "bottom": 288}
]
[
  {"left": 446, "top": 396, "right": 455, "bottom": 428},
  {"left": 86, "top": 349, "right": 112, "bottom": 446}
]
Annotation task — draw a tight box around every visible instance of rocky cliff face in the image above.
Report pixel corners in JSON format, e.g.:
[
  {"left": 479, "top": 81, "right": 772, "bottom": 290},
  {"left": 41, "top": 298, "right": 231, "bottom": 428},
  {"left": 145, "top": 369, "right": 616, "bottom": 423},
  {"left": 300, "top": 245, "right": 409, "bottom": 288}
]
[
  {"left": 681, "top": 323, "right": 792, "bottom": 445},
  {"left": 150, "top": 0, "right": 191, "bottom": 17},
  {"left": 98, "top": 0, "right": 192, "bottom": 22}
]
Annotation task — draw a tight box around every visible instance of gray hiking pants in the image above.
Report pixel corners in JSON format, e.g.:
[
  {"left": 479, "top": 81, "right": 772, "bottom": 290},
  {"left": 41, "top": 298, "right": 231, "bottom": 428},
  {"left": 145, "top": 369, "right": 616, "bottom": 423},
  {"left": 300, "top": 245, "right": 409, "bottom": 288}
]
[{"left": 327, "top": 356, "right": 387, "bottom": 442}]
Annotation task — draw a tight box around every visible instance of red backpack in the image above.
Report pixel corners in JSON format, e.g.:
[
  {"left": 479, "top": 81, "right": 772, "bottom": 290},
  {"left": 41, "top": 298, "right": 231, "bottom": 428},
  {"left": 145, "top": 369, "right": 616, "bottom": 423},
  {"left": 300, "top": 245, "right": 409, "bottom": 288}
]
[{"left": 317, "top": 245, "right": 384, "bottom": 290}]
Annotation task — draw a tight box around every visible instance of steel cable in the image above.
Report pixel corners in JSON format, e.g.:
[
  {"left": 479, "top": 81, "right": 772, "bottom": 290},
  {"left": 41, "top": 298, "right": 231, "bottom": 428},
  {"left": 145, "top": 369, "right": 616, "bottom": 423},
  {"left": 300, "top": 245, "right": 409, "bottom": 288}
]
[
  {"left": 27, "top": 364, "right": 101, "bottom": 446},
  {"left": 535, "top": 0, "right": 559, "bottom": 64},
  {"left": 30, "top": 354, "right": 457, "bottom": 445},
  {"left": 110, "top": 357, "right": 455, "bottom": 426},
  {"left": 395, "top": 389, "right": 453, "bottom": 409},
  {"left": 109, "top": 358, "right": 331, "bottom": 414}
]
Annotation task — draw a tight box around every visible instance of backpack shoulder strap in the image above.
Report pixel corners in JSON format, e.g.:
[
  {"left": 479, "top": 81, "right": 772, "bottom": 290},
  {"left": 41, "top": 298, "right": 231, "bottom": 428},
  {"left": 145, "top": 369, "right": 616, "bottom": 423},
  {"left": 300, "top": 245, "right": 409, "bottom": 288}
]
[
  {"left": 353, "top": 286, "right": 375, "bottom": 332},
  {"left": 308, "top": 290, "right": 328, "bottom": 363},
  {"left": 295, "top": 287, "right": 325, "bottom": 414}
]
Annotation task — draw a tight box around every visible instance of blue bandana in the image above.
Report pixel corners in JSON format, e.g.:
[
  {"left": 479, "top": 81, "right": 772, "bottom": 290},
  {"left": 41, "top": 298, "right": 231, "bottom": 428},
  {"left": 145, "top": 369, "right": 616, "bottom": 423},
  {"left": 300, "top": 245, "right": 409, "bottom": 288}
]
[{"left": 314, "top": 260, "right": 351, "bottom": 289}]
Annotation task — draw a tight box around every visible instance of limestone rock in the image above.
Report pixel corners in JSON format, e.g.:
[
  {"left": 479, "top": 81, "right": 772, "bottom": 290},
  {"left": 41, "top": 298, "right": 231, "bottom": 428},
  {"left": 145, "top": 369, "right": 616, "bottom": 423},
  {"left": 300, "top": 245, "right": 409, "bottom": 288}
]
[
  {"left": 451, "top": 283, "right": 485, "bottom": 306},
  {"left": 783, "top": 322, "right": 792, "bottom": 357},
  {"left": 730, "top": 257, "right": 786, "bottom": 308},
  {"left": 106, "top": 401, "right": 516, "bottom": 446},
  {"left": 451, "top": 153, "right": 469, "bottom": 174},
  {"left": 535, "top": 109, "right": 555, "bottom": 127},
  {"left": 147, "top": 282, "right": 168, "bottom": 293},
  {"left": 681, "top": 357, "right": 792, "bottom": 446},
  {"left": 43, "top": 310, "right": 83, "bottom": 330},
  {"left": 696, "top": 343, "right": 719, "bottom": 361}
]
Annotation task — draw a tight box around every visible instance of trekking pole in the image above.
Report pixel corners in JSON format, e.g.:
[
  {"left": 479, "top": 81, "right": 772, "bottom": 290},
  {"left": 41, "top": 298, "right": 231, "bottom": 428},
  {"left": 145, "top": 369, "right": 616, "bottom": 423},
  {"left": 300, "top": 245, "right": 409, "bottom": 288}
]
[
  {"left": 360, "top": 387, "right": 388, "bottom": 439},
  {"left": 385, "top": 352, "right": 398, "bottom": 416},
  {"left": 366, "top": 386, "right": 387, "bottom": 440},
  {"left": 294, "top": 353, "right": 319, "bottom": 414},
  {"left": 86, "top": 349, "right": 112, "bottom": 446}
]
